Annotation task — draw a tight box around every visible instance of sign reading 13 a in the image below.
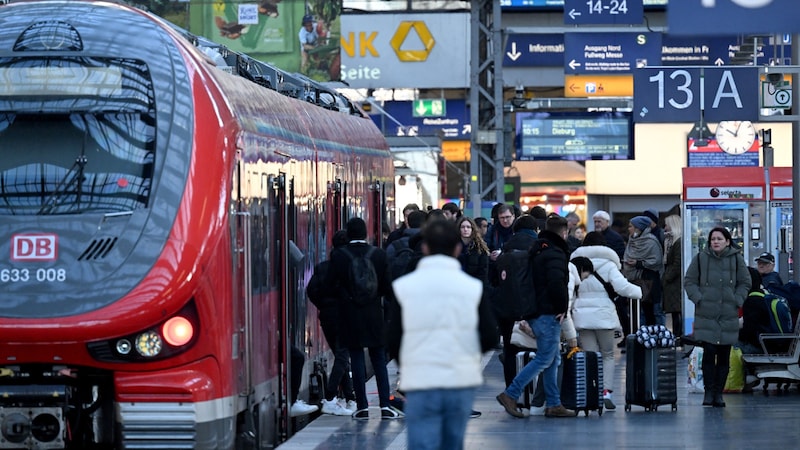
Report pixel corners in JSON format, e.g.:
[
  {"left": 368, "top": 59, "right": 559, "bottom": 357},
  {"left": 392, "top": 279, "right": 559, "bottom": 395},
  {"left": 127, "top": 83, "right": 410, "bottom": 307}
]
[{"left": 633, "top": 66, "right": 758, "bottom": 123}]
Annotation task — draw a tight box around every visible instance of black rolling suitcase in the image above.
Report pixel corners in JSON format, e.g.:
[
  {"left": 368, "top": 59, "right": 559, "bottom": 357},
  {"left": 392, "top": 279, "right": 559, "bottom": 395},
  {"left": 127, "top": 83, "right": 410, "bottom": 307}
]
[
  {"left": 560, "top": 349, "right": 604, "bottom": 416},
  {"left": 515, "top": 351, "right": 537, "bottom": 409},
  {"left": 624, "top": 335, "right": 678, "bottom": 412}
]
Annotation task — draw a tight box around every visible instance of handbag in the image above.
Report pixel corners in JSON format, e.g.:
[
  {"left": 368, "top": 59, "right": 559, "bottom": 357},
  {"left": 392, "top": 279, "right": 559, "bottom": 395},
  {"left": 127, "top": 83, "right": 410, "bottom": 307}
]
[
  {"left": 510, "top": 321, "right": 537, "bottom": 349},
  {"left": 631, "top": 278, "right": 653, "bottom": 303}
]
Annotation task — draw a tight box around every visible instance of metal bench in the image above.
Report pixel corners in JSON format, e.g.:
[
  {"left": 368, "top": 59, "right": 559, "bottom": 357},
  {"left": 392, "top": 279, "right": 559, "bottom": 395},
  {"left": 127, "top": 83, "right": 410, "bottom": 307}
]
[{"left": 742, "top": 313, "right": 800, "bottom": 383}]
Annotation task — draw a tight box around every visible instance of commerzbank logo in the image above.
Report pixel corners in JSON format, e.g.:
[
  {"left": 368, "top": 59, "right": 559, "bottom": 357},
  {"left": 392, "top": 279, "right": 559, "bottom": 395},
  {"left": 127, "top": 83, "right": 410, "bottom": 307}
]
[
  {"left": 390, "top": 21, "right": 435, "bottom": 62},
  {"left": 341, "top": 21, "right": 436, "bottom": 62}
]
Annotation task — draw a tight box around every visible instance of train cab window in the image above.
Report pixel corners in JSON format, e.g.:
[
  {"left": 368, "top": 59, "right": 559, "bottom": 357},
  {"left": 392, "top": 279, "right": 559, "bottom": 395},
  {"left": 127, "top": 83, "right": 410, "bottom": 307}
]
[
  {"left": 0, "top": 113, "right": 154, "bottom": 215},
  {"left": 0, "top": 57, "right": 156, "bottom": 215}
]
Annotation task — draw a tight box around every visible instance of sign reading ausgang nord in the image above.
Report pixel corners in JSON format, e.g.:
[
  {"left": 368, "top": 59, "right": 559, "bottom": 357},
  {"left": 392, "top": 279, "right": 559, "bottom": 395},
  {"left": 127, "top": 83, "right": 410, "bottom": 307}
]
[
  {"left": 633, "top": 66, "right": 759, "bottom": 123},
  {"left": 668, "top": 0, "right": 800, "bottom": 36},
  {"left": 564, "top": 33, "right": 661, "bottom": 74}
]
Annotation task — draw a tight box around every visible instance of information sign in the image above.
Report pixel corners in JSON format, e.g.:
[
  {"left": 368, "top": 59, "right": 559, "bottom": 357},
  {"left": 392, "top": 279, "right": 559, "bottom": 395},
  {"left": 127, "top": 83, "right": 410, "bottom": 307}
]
[
  {"left": 563, "top": 0, "right": 643, "bottom": 25},
  {"left": 668, "top": 0, "right": 800, "bottom": 36},
  {"left": 564, "top": 33, "right": 661, "bottom": 74},
  {"left": 633, "top": 66, "right": 759, "bottom": 123}
]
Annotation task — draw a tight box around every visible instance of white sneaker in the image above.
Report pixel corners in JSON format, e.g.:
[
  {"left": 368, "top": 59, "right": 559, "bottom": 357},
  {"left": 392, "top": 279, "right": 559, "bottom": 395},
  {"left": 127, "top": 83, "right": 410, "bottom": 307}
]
[
  {"left": 345, "top": 400, "right": 357, "bottom": 412},
  {"left": 528, "top": 405, "right": 546, "bottom": 416},
  {"left": 290, "top": 400, "right": 318, "bottom": 417},
  {"left": 322, "top": 398, "right": 354, "bottom": 416}
]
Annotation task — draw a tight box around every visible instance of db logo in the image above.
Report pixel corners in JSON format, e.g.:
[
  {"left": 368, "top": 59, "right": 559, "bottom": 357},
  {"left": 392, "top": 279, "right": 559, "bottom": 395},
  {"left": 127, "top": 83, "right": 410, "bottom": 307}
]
[{"left": 11, "top": 234, "right": 58, "bottom": 261}]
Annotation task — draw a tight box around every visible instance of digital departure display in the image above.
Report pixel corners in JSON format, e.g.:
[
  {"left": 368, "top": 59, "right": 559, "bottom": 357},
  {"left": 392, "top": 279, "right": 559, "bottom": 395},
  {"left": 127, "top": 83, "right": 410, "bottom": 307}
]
[{"left": 515, "top": 111, "right": 633, "bottom": 161}]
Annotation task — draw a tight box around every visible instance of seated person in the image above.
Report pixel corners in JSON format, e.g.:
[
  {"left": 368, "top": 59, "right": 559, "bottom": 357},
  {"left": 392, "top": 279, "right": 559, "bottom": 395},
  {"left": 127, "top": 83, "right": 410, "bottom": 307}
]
[
  {"left": 755, "top": 252, "right": 784, "bottom": 290},
  {"left": 739, "top": 268, "right": 790, "bottom": 354}
]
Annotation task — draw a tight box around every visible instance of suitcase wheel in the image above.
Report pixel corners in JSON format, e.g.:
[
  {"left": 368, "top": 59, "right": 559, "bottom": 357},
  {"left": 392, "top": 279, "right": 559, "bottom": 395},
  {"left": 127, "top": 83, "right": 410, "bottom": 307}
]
[
  {"left": 624, "top": 404, "right": 631, "bottom": 412},
  {"left": 672, "top": 403, "right": 678, "bottom": 411}
]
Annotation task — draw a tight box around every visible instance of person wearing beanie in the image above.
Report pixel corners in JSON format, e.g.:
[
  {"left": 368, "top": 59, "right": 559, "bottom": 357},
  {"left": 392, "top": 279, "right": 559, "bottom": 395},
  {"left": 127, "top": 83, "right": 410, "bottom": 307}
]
[
  {"left": 622, "top": 216, "right": 665, "bottom": 327},
  {"left": 642, "top": 208, "right": 665, "bottom": 246},
  {"left": 592, "top": 210, "right": 626, "bottom": 260}
]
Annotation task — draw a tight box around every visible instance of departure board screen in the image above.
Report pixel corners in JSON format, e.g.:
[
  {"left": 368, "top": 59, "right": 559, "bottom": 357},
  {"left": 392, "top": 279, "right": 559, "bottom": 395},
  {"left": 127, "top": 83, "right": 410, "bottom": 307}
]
[{"left": 515, "top": 111, "right": 632, "bottom": 161}]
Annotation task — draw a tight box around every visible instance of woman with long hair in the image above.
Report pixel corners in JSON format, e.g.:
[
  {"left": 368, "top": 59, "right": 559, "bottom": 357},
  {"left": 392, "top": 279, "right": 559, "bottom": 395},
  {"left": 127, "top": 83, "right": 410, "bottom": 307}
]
[
  {"left": 456, "top": 216, "right": 490, "bottom": 285},
  {"left": 684, "top": 226, "right": 750, "bottom": 407}
]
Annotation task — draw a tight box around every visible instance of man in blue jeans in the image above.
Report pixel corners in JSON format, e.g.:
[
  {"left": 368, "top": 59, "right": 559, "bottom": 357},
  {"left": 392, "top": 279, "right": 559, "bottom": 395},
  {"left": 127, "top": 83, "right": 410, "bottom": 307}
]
[{"left": 497, "top": 214, "right": 576, "bottom": 418}]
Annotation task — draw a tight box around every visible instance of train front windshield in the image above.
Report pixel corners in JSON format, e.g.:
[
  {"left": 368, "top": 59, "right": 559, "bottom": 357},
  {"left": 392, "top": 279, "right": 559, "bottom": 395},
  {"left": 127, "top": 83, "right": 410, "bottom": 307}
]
[{"left": 0, "top": 57, "right": 156, "bottom": 215}]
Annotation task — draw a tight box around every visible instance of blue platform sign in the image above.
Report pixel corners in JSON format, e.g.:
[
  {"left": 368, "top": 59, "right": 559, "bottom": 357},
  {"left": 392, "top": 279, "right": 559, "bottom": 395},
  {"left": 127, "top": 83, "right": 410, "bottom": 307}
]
[
  {"left": 564, "top": 0, "right": 643, "bottom": 25},
  {"left": 504, "top": 34, "right": 564, "bottom": 67},
  {"left": 661, "top": 36, "right": 734, "bottom": 66},
  {"left": 564, "top": 32, "right": 661, "bottom": 74},
  {"left": 668, "top": 0, "right": 800, "bottom": 36},
  {"left": 633, "top": 66, "right": 759, "bottom": 123},
  {"left": 369, "top": 100, "right": 470, "bottom": 138}
]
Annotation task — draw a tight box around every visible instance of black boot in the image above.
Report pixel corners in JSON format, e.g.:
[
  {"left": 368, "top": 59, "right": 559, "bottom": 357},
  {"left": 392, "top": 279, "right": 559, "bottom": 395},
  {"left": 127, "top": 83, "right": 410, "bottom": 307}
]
[
  {"left": 713, "top": 372, "right": 727, "bottom": 407},
  {"left": 703, "top": 389, "right": 714, "bottom": 406},
  {"left": 702, "top": 371, "right": 715, "bottom": 406}
]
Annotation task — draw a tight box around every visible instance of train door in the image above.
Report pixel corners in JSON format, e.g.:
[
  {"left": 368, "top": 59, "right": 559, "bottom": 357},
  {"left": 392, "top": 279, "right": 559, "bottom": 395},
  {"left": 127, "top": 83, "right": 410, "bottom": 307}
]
[
  {"left": 268, "top": 172, "right": 293, "bottom": 440},
  {"left": 230, "top": 158, "right": 250, "bottom": 401}
]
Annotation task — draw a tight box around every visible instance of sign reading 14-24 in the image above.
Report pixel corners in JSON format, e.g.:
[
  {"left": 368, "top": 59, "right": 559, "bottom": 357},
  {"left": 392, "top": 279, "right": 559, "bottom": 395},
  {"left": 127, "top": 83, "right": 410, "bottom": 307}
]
[
  {"left": 633, "top": 66, "right": 759, "bottom": 123},
  {"left": 564, "top": 0, "right": 643, "bottom": 24}
]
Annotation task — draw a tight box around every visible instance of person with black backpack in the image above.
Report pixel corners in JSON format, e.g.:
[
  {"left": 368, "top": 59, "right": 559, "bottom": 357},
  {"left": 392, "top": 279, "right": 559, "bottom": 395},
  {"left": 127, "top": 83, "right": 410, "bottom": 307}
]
[
  {"left": 497, "top": 214, "right": 576, "bottom": 419},
  {"left": 323, "top": 217, "right": 404, "bottom": 420},
  {"left": 306, "top": 230, "right": 356, "bottom": 416}
]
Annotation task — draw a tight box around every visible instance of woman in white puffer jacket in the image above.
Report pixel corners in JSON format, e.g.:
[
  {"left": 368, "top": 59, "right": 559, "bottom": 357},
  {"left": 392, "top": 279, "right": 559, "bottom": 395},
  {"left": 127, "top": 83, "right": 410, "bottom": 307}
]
[{"left": 571, "top": 231, "right": 642, "bottom": 410}]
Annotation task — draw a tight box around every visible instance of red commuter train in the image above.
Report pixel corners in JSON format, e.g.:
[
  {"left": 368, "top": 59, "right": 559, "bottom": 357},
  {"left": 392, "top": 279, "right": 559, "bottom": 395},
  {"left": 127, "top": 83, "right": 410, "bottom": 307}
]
[{"left": 0, "top": 1, "right": 394, "bottom": 449}]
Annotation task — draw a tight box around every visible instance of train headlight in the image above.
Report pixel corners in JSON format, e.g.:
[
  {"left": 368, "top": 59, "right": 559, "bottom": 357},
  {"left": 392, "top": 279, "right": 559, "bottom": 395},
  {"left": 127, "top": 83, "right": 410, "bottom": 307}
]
[
  {"left": 135, "top": 331, "right": 162, "bottom": 357},
  {"left": 162, "top": 316, "right": 194, "bottom": 347}
]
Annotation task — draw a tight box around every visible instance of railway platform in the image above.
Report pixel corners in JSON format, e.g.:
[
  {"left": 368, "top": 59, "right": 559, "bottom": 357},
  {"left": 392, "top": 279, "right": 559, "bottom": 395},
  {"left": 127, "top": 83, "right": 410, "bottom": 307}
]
[{"left": 280, "top": 344, "right": 800, "bottom": 449}]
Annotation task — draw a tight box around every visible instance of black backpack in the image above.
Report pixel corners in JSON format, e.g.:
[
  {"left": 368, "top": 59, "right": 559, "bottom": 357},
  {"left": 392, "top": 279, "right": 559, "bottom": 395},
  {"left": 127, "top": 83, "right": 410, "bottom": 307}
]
[
  {"left": 388, "top": 238, "right": 415, "bottom": 281},
  {"left": 492, "top": 247, "right": 538, "bottom": 321},
  {"left": 340, "top": 246, "right": 379, "bottom": 306}
]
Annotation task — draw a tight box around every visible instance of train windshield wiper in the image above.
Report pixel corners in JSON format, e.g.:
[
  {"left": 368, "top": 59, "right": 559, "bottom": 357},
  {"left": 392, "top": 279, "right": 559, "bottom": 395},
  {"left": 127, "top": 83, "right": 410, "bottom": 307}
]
[{"left": 37, "top": 154, "right": 87, "bottom": 215}]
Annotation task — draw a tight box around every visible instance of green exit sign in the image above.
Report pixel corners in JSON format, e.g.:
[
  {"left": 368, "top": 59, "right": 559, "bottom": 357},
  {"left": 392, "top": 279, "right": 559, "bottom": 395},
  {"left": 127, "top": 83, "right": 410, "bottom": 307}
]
[{"left": 412, "top": 99, "right": 446, "bottom": 117}]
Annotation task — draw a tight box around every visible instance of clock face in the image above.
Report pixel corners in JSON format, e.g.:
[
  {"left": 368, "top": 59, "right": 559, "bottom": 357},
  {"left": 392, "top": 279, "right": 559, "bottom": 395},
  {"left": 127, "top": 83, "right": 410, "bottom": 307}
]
[{"left": 715, "top": 120, "right": 756, "bottom": 155}]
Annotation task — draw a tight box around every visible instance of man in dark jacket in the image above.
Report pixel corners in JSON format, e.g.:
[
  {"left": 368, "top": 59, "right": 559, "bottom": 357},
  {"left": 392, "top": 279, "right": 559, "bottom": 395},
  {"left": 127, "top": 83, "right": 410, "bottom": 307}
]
[
  {"left": 306, "top": 230, "right": 356, "bottom": 415},
  {"left": 497, "top": 214, "right": 575, "bottom": 419},
  {"left": 493, "top": 215, "right": 539, "bottom": 388},
  {"left": 323, "top": 217, "right": 403, "bottom": 419}
]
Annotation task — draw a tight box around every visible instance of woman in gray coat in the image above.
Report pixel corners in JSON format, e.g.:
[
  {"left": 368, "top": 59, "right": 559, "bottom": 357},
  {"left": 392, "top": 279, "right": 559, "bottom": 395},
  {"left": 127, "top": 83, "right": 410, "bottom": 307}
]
[{"left": 684, "top": 226, "right": 750, "bottom": 408}]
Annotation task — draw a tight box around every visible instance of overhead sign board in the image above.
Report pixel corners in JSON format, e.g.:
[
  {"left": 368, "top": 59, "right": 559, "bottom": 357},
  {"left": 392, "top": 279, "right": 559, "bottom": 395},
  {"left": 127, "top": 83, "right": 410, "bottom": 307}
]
[
  {"left": 564, "top": 74, "right": 633, "bottom": 97},
  {"left": 668, "top": 0, "right": 800, "bottom": 36},
  {"left": 412, "top": 99, "right": 446, "bottom": 117},
  {"left": 502, "top": 0, "right": 666, "bottom": 8},
  {"left": 564, "top": 33, "right": 661, "bottom": 74},
  {"left": 633, "top": 66, "right": 759, "bottom": 123},
  {"left": 503, "top": 34, "right": 564, "bottom": 67},
  {"left": 563, "top": 0, "right": 643, "bottom": 25},
  {"left": 370, "top": 99, "right": 470, "bottom": 138}
]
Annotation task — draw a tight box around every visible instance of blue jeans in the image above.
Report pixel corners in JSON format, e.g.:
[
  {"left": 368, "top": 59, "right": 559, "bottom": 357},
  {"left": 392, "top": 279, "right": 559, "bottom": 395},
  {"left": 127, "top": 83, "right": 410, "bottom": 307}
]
[
  {"left": 405, "top": 388, "right": 474, "bottom": 450},
  {"left": 504, "top": 315, "right": 562, "bottom": 407},
  {"left": 349, "top": 346, "right": 391, "bottom": 410}
]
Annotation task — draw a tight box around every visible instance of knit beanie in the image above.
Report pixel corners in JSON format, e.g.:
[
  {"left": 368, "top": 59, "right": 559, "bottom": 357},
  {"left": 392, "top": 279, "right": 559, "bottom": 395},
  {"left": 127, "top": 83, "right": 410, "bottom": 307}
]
[{"left": 631, "top": 216, "right": 651, "bottom": 231}]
